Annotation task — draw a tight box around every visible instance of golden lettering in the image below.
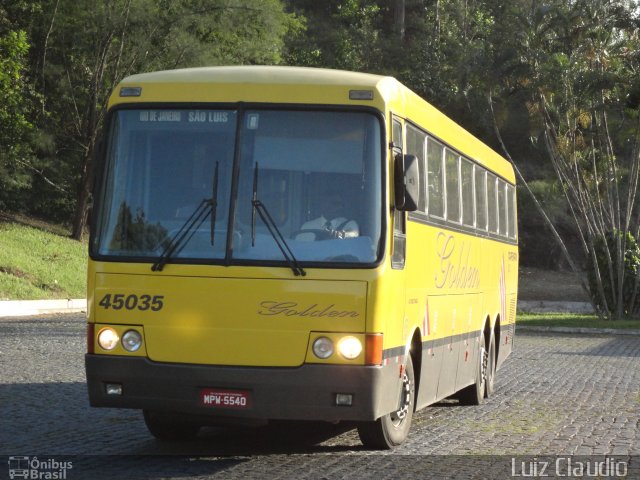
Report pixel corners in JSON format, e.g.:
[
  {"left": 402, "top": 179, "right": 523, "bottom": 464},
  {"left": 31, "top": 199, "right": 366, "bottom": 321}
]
[{"left": 434, "top": 232, "right": 480, "bottom": 290}]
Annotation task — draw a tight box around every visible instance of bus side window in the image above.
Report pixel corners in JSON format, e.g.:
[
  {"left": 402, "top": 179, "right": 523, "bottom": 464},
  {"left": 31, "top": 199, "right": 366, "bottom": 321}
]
[
  {"left": 445, "top": 149, "right": 461, "bottom": 223},
  {"left": 426, "top": 137, "right": 444, "bottom": 218},
  {"left": 487, "top": 173, "right": 498, "bottom": 234},
  {"left": 461, "top": 159, "right": 475, "bottom": 227},
  {"left": 507, "top": 184, "right": 517, "bottom": 240},
  {"left": 498, "top": 179, "right": 508, "bottom": 237},
  {"left": 406, "top": 124, "right": 426, "bottom": 212},
  {"left": 475, "top": 167, "right": 487, "bottom": 231}
]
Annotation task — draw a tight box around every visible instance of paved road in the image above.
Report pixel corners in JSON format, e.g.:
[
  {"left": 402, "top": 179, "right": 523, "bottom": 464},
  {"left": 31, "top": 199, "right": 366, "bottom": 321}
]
[{"left": 1, "top": 314, "right": 639, "bottom": 479}]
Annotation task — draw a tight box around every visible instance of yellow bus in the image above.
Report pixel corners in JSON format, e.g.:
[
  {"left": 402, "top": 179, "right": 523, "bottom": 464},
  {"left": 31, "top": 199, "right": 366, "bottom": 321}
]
[{"left": 85, "top": 66, "right": 518, "bottom": 449}]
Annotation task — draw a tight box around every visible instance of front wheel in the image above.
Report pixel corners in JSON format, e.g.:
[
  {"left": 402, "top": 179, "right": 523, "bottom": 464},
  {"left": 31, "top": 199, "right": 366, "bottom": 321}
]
[{"left": 357, "top": 355, "right": 415, "bottom": 449}]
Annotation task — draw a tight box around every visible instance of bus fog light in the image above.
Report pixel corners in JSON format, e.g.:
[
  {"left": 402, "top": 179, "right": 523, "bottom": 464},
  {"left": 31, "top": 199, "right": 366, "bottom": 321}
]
[
  {"left": 335, "top": 393, "right": 353, "bottom": 406},
  {"left": 337, "top": 336, "right": 362, "bottom": 360},
  {"left": 122, "top": 330, "right": 143, "bottom": 352},
  {"left": 98, "top": 328, "right": 119, "bottom": 351},
  {"left": 312, "top": 337, "right": 334, "bottom": 359},
  {"left": 105, "top": 383, "right": 123, "bottom": 396}
]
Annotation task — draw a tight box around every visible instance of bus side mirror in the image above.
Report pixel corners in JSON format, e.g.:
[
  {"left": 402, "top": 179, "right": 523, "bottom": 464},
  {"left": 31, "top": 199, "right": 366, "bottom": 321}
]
[{"left": 394, "top": 154, "right": 419, "bottom": 212}]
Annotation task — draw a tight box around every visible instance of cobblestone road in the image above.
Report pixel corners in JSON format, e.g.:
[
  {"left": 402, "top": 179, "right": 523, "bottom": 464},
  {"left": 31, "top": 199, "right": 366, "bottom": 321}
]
[{"left": 1, "top": 314, "right": 639, "bottom": 479}]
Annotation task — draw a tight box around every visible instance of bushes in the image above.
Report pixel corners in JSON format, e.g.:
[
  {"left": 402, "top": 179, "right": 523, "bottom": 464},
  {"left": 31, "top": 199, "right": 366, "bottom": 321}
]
[{"left": 587, "top": 230, "right": 640, "bottom": 318}]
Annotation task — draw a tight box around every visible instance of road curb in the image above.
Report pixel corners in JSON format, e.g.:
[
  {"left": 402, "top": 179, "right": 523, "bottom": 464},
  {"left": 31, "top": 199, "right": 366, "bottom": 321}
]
[{"left": 0, "top": 299, "right": 86, "bottom": 318}]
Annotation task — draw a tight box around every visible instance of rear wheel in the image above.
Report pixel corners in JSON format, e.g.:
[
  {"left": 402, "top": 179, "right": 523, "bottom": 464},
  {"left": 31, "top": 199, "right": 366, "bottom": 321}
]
[
  {"left": 143, "top": 410, "right": 200, "bottom": 441},
  {"left": 357, "top": 356, "right": 415, "bottom": 449},
  {"left": 457, "top": 331, "right": 487, "bottom": 405}
]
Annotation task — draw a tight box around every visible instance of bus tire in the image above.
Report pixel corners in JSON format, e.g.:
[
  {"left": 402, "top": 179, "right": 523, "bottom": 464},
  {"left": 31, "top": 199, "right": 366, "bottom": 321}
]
[
  {"left": 485, "top": 331, "right": 496, "bottom": 398},
  {"left": 357, "top": 355, "right": 414, "bottom": 449},
  {"left": 143, "top": 410, "right": 200, "bottom": 441},
  {"left": 457, "top": 331, "right": 486, "bottom": 405}
]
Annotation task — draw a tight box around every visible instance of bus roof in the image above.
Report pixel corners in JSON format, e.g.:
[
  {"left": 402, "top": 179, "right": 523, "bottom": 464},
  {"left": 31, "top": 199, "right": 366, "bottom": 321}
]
[{"left": 121, "top": 65, "right": 389, "bottom": 87}]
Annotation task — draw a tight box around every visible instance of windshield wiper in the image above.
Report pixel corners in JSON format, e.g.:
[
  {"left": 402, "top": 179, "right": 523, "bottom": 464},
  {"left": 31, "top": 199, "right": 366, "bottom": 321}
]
[
  {"left": 151, "top": 198, "right": 212, "bottom": 272},
  {"left": 152, "top": 162, "right": 220, "bottom": 272},
  {"left": 251, "top": 162, "right": 306, "bottom": 277}
]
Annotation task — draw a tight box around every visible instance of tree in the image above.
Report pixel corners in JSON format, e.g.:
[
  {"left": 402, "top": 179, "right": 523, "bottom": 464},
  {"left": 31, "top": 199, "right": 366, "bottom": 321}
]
[
  {"left": 535, "top": 0, "right": 640, "bottom": 319},
  {"left": 0, "top": 8, "right": 35, "bottom": 212},
  {"left": 284, "top": 0, "right": 382, "bottom": 71},
  {"left": 477, "top": 0, "right": 640, "bottom": 318},
  {"left": 32, "top": 0, "right": 300, "bottom": 239}
]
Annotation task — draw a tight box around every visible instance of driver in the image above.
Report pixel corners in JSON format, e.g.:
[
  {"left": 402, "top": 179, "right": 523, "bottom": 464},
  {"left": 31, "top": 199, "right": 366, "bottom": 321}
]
[{"left": 296, "top": 190, "right": 359, "bottom": 240}]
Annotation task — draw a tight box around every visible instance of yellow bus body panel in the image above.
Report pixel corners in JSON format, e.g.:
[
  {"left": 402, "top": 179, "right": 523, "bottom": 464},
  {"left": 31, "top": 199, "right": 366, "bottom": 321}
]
[{"left": 90, "top": 264, "right": 367, "bottom": 366}]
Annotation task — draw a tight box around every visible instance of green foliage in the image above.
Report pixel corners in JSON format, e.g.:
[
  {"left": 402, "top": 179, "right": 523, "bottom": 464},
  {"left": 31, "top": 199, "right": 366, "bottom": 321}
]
[
  {"left": 284, "top": 0, "right": 381, "bottom": 71},
  {"left": 0, "top": 0, "right": 300, "bottom": 232},
  {"left": 587, "top": 230, "right": 640, "bottom": 318},
  {"left": 0, "top": 22, "right": 35, "bottom": 212}
]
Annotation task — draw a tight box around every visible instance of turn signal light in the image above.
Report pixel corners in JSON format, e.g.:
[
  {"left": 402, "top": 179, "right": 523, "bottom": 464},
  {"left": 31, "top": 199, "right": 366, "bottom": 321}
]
[
  {"left": 87, "top": 323, "right": 95, "bottom": 354},
  {"left": 365, "top": 334, "right": 383, "bottom": 365}
]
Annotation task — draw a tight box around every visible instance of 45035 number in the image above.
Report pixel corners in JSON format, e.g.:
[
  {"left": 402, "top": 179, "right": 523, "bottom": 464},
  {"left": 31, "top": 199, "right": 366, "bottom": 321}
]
[{"left": 98, "top": 294, "right": 164, "bottom": 311}]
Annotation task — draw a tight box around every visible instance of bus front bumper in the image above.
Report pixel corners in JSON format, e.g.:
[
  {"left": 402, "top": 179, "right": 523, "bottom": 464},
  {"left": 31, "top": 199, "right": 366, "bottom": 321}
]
[{"left": 85, "top": 354, "right": 400, "bottom": 422}]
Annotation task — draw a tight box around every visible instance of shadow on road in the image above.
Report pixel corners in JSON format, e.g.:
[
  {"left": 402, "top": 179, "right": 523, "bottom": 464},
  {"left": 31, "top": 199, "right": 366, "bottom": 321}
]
[
  {"left": 1, "top": 381, "right": 371, "bottom": 477},
  {"left": 135, "top": 420, "right": 363, "bottom": 456},
  {"left": 0, "top": 382, "right": 364, "bottom": 456}
]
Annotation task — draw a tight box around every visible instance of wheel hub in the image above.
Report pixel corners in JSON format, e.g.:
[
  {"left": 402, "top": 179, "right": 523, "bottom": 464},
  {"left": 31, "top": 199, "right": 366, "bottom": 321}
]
[
  {"left": 480, "top": 345, "right": 488, "bottom": 382},
  {"left": 390, "top": 371, "right": 412, "bottom": 425}
]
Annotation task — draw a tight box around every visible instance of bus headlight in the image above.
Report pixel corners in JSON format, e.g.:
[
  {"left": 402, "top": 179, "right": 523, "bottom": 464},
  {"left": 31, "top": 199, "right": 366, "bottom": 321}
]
[
  {"left": 312, "top": 337, "right": 334, "bottom": 359},
  {"left": 97, "top": 328, "right": 119, "bottom": 351},
  {"left": 337, "top": 336, "right": 362, "bottom": 360},
  {"left": 122, "top": 330, "right": 143, "bottom": 352}
]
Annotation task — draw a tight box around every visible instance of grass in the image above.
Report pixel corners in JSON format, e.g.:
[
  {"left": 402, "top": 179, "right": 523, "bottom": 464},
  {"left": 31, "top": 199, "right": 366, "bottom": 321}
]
[
  {"left": 0, "top": 220, "right": 86, "bottom": 300},
  {"left": 518, "top": 312, "right": 640, "bottom": 330}
]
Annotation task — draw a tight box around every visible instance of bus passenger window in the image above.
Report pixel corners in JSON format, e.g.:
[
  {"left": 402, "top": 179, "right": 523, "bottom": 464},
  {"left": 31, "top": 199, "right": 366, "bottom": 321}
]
[
  {"left": 498, "top": 180, "right": 508, "bottom": 237},
  {"left": 406, "top": 124, "right": 426, "bottom": 212},
  {"left": 427, "top": 138, "right": 444, "bottom": 217},
  {"left": 461, "top": 159, "right": 474, "bottom": 227},
  {"left": 507, "top": 184, "right": 517, "bottom": 239},
  {"left": 475, "top": 168, "right": 487, "bottom": 231},
  {"left": 487, "top": 173, "right": 498, "bottom": 233},
  {"left": 445, "top": 149, "right": 460, "bottom": 223}
]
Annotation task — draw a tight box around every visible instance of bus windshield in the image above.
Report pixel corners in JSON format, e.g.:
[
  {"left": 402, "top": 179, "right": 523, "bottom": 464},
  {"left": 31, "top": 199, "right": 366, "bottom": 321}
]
[{"left": 93, "top": 108, "right": 383, "bottom": 266}]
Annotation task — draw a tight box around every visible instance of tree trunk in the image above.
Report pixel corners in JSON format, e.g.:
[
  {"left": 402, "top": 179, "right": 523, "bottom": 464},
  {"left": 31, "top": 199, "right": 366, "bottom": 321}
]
[
  {"left": 394, "top": 0, "right": 405, "bottom": 41},
  {"left": 71, "top": 144, "right": 94, "bottom": 240}
]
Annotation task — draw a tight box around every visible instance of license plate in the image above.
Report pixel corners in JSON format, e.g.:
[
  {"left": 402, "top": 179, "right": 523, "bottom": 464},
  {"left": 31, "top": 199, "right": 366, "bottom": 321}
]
[{"left": 200, "top": 388, "right": 251, "bottom": 409}]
